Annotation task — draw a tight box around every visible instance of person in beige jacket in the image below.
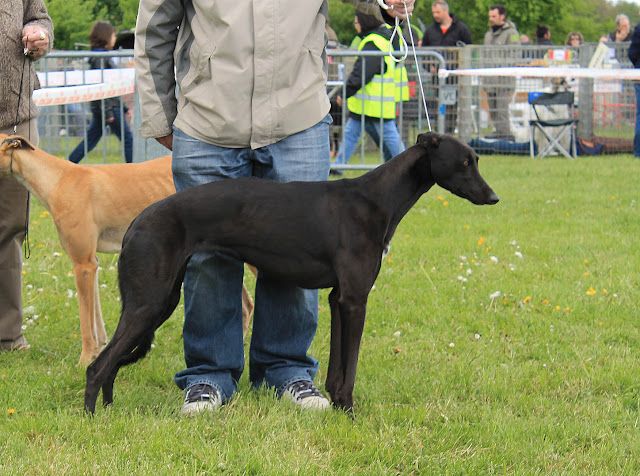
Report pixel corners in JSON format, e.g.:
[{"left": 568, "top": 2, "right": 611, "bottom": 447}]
[
  {"left": 0, "top": 0, "right": 53, "bottom": 352},
  {"left": 135, "top": 0, "right": 414, "bottom": 414}
]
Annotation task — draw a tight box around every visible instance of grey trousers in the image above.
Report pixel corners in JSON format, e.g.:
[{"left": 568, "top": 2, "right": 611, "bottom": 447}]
[
  {"left": 485, "top": 86, "right": 514, "bottom": 137},
  {"left": 0, "top": 120, "right": 37, "bottom": 342}
]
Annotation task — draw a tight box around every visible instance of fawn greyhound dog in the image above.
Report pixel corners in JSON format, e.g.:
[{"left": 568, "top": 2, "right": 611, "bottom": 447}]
[
  {"left": 0, "top": 135, "right": 255, "bottom": 365},
  {"left": 84, "top": 132, "right": 499, "bottom": 414}
]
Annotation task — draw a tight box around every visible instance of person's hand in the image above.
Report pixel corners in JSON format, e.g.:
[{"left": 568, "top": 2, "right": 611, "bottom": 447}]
[
  {"left": 615, "top": 27, "right": 629, "bottom": 42},
  {"left": 382, "top": 0, "right": 415, "bottom": 20},
  {"left": 22, "top": 25, "right": 49, "bottom": 59},
  {"left": 336, "top": 96, "right": 343, "bottom": 107},
  {"left": 156, "top": 134, "right": 173, "bottom": 151}
]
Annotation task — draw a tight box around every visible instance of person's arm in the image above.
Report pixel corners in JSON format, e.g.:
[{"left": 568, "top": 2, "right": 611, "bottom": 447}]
[
  {"left": 22, "top": 0, "right": 53, "bottom": 60},
  {"left": 460, "top": 24, "right": 473, "bottom": 45},
  {"left": 344, "top": 41, "right": 384, "bottom": 99},
  {"left": 135, "top": 0, "right": 184, "bottom": 147}
]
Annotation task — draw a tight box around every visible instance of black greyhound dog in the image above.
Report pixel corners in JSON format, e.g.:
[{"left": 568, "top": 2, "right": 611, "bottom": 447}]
[{"left": 84, "top": 132, "right": 499, "bottom": 414}]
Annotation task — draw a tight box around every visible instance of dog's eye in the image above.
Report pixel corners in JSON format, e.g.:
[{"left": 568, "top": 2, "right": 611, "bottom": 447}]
[{"left": 463, "top": 160, "right": 469, "bottom": 166}]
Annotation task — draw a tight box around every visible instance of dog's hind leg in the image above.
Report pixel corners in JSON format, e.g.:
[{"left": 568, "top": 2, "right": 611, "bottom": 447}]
[{"left": 92, "top": 263, "right": 108, "bottom": 350}]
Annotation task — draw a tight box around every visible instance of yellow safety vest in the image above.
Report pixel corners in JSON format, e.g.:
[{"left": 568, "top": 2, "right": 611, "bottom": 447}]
[
  {"left": 388, "top": 25, "right": 410, "bottom": 102},
  {"left": 347, "top": 32, "right": 397, "bottom": 119}
]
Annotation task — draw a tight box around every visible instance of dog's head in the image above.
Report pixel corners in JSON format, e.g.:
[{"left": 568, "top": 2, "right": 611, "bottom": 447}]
[
  {"left": 417, "top": 132, "right": 499, "bottom": 206},
  {"left": 0, "top": 134, "right": 33, "bottom": 175}
]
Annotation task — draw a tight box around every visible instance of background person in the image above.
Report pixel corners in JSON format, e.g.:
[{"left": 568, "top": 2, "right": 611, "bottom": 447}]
[
  {"left": 600, "top": 14, "right": 632, "bottom": 43},
  {"left": 135, "top": 0, "right": 414, "bottom": 415},
  {"left": 421, "top": 0, "right": 473, "bottom": 134},
  {"left": 0, "top": 0, "right": 53, "bottom": 352},
  {"left": 535, "top": 24, "right": 552, "bottom": 45},
  {"left": 68, "top": 21, "right": 133, "bottom": 164},
  {"left": 483, "top": 3, "right": 520, "bottom": 141},
  {"left": 565, "top": 32, "right": 584, "bottom": 47},
  {"left": 628, "top": 14, "right": 640, "bottom": 158},
  {"left": 332, "top": 12, "right": 406, "bottom": 175}
]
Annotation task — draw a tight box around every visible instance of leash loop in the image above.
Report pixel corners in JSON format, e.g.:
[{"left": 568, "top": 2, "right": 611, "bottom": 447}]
[{"left": 377, "top": 0, "right": 431, "bottom": 131}]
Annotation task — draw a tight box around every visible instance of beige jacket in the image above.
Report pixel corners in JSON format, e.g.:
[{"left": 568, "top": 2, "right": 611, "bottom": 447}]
[{"left": 135, "top": 0, "right": 383, "bottom": 149}]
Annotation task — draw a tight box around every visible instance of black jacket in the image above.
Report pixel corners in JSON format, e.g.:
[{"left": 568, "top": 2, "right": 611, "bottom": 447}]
[
  {"left": 628, "top": 24, "right": 640, "bottom": 68},
  {"left": 422, "top": 14, "right": 472, "bottom": 47}
]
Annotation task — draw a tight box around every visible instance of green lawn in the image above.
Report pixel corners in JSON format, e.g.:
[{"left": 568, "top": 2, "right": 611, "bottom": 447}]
[{"left": 2, "top": 152, "right": 640, "bottom": 474}]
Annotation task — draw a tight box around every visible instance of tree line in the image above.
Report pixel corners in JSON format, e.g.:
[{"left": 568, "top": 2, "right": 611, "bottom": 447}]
[{"left": 44, "top": 0, "right": 640, "bottom": 51}]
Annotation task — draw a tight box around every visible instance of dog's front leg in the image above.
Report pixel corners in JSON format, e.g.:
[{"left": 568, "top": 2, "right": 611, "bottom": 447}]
[
  {"left": 328, "top": 291, "right": 368, "bottom": 412},
  {"left": 326, "top": 287, "right": 343, "bottom": 400},
  {"left": 73, "top": 259, "right": 101, "bottom": 366}
]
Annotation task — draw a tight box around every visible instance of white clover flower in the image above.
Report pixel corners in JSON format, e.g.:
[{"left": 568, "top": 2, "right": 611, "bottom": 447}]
[{"left": 489, "top": 291, "right": 501, "bottom": 300}]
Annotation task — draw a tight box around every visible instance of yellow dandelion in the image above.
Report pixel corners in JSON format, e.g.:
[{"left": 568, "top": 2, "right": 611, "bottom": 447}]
[
  {"left": 603, "top": 289, "right": 609, "bottom": 295},
  {"left": 611, "top": 196, "right": 616, "bottom": 200},
  {"left": 443, "top": 201, "right": 449, "bottom": 206},
  {"left": 437, "top": 196, "right": 444, "bottom": 201},
  {"left": 73, "top": 334, "right": 78, "bottom": 339},
  {"left": 564, "top": 306, "right": 571, "bottom": 311},
  {"left": 542, "top": 298, "right": 550, "bottom": 305},
  {"left": 586, "top": 287, "right": 596, "bottom": 296},
  {"left": 555, "top": 305, "right": 561, "bottom": 311},
  {"left": 523, "top": 296, "right": 532, "bottom": 303},
  {"left": 8, "top": 409, "right": 15, "bottom": 415},
  {"left": 477, "top": 237, "right": 485, "bottom": 246},
  {"left": 464, "top": 225, "right": 470, "bottom": 230},
  {"left": 583, "top": 272, "right": 589, "bottom": 276},
  {"left": 22, "top": 270, "right": 26, "bottom": 275},
  {"left": 584, "top": 259, "right": 589, "bottom": 264},
  {"left": 566, "top": 212, "right": 570, "bottom": 216}
]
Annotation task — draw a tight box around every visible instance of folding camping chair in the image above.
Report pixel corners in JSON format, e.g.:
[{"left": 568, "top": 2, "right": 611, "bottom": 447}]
[{"left": 529, "top": 91, "right": 579, "bottom": 158}]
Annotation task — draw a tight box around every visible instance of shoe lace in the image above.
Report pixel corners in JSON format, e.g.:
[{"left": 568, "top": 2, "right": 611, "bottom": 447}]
[
  {"left": 186, "top": 384, "right": 217, "bottom": 403},
  {"left": 289, "top": 380, "right": 322, "bottom": 400}
]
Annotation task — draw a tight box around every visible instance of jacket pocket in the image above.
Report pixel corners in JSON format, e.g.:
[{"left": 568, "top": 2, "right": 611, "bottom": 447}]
[{"left": 180, "top": 42, "right": 217, "bottom": 95}]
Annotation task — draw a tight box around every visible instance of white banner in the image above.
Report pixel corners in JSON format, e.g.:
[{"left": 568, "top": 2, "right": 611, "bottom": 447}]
[
  {"left": 440, "top": 67, "right": 640, "bottom": 81},
  {"left": 32, "top": 78, "right": 135, "bottom": 106},
  {"left": 37, "top": 68, "right": 135, "bottom": 87}
]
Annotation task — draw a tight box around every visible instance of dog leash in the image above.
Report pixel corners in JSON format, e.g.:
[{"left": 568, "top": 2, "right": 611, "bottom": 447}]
[
  {"left": 377, "top": 0, "right": 432, "bottom": 132},
  {"left": 13, "top": 37, "right": 33, "bottom": 259}
]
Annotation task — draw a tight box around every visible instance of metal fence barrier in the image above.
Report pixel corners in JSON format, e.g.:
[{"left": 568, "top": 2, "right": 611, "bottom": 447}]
[{"left": 33, "top": 43, "right": 637, "bottom": 167}]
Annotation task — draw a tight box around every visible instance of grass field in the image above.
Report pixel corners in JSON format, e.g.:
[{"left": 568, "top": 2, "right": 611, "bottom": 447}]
[{"left": 2, "top": 151, "right": 640, "bottom": 474}]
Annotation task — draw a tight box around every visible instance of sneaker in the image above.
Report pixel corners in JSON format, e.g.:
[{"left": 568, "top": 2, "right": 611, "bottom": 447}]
[
  {"left": 0, "top": 335, "right": 30, "bottom": 352},
  {"left": 282, "top": 380, "right": 330, "bottom": 410},
  {"left": 181, "top": 384, "right": 222, "bottom": 416}
]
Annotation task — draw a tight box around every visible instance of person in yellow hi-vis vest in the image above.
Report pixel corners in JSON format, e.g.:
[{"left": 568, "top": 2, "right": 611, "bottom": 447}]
[{"left": 332, "top": 12, "right": 405, "bottom": 175}]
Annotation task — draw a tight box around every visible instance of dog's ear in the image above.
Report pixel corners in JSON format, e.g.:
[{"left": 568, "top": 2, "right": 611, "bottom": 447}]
[
  {"left": 1, "top": 136, "right": 34, "bottom": 151},
  {"left": 416, "top": 132, "right": 441, "bottom": 148}
]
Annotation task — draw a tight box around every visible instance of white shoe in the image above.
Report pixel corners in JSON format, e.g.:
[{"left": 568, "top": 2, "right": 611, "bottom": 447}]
[
  {"left": 181, "top": 384, "right": 222, "bottom": 416},
  {"left": 282, "top": 380, "right": 330, "bottom": 410}
]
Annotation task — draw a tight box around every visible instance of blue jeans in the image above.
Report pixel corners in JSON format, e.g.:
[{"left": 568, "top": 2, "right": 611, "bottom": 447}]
[
  {"left": 172, "top": 115, "right": 332, "bottom": 402},
  {"left": 333, "top": 116, "right": 405, "bottom": 168},
  {"left": 69, "top": 107, "right": 133, "bottom": 163},
  {"left": 635, "top": 83, "right": 640, "bottom": 157}
]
